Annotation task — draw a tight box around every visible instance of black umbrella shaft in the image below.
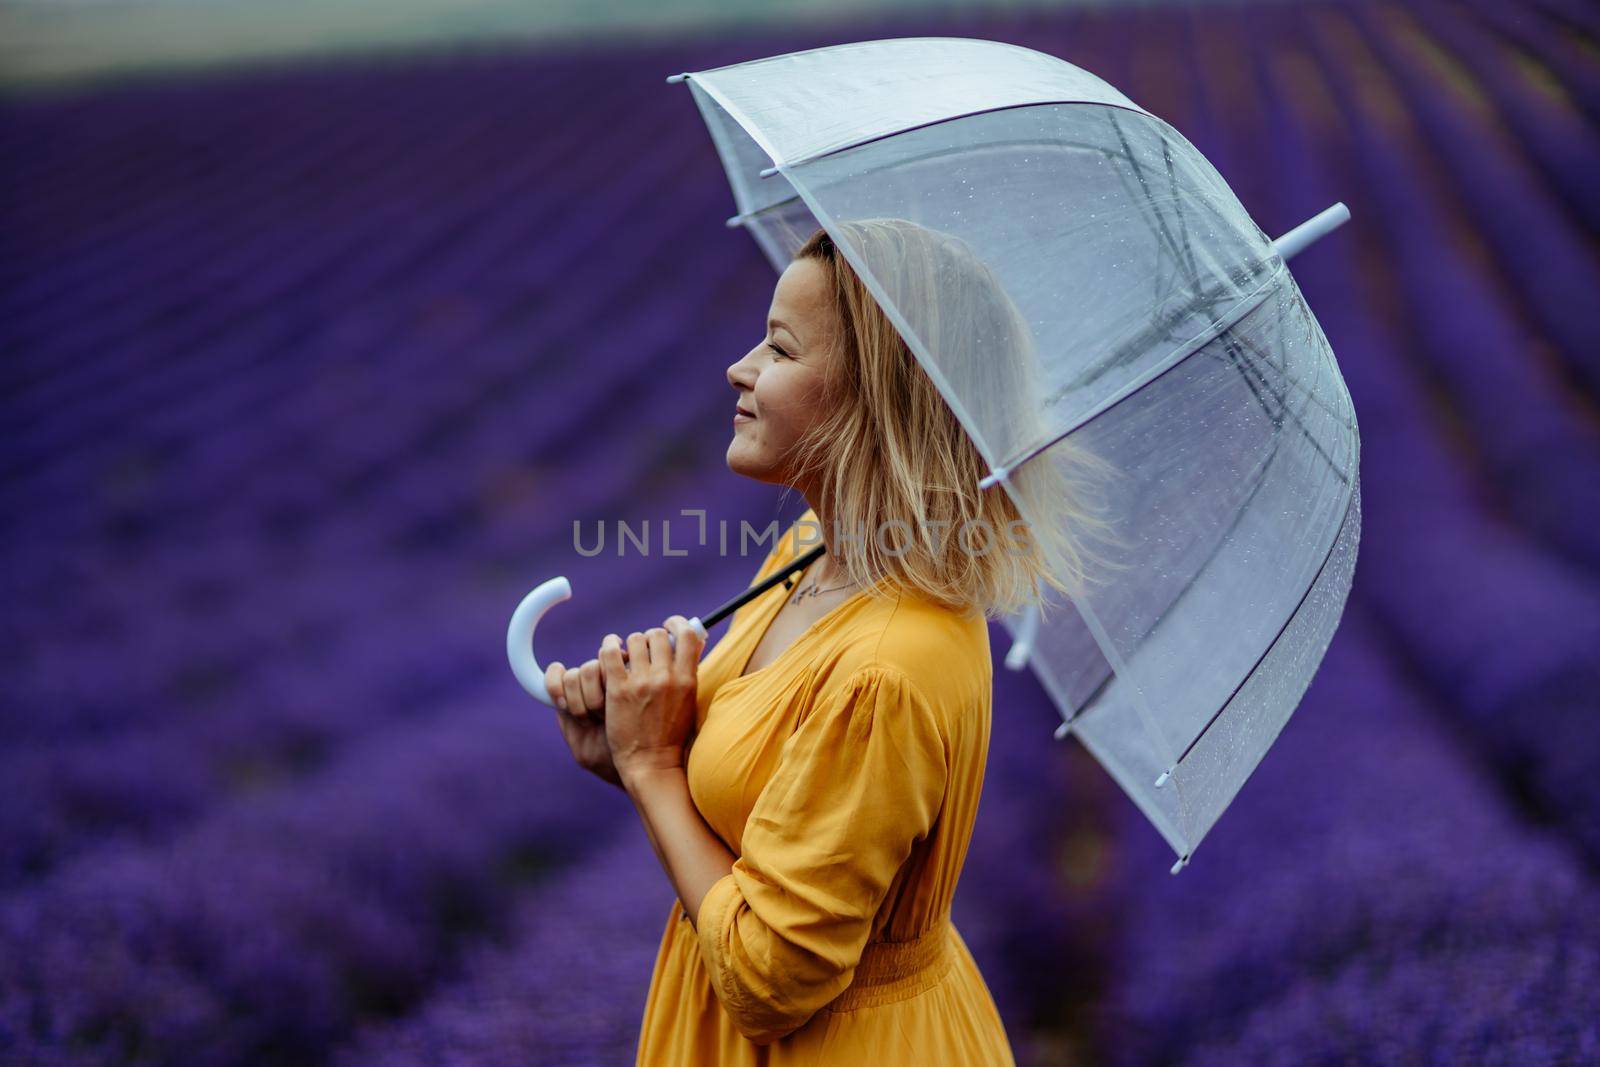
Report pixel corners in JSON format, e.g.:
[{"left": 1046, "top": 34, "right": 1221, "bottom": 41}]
[{"left": 700, "top": 543, "right": 827, "bottom": 630}]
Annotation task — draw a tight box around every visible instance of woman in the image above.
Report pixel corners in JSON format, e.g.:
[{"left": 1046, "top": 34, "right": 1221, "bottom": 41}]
[{"left": 544, "top": 219, "right": 1108, "bottom": 1063}]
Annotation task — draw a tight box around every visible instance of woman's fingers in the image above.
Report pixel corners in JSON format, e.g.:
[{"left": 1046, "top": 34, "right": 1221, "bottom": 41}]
[
  {"left": 626, "top": 631, "right": 650, "bottom": 670},
  {"left": 544, "top": 661, "right": 568, "bottom": 711},
  {"left": 578, "top": 658, "right": 605, "bottom": 711},
  {"left": 664, "top": 615, "right": 703, "bottom": 675},
  {"left": 645, "top": 627, "right": 671, "bottom": 671},
  {"left": 561, "top": 663, "right": 589, "bottom": 719},
  {"left": 596, "top": 623, "right": 695, "bottom": 684},
  {"left": 598, "top": 633, "right": 626, "bottom": 685}
]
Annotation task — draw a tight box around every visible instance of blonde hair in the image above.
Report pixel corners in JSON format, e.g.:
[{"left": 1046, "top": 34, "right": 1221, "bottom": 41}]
[{"left": 781, "top": 218, "right": 1126, "bottom": 620}]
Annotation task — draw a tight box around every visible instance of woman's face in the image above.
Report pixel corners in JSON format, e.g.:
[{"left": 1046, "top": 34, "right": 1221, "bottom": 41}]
[{"left": 726, "top": 257, "right": 836, "bottom": 488}]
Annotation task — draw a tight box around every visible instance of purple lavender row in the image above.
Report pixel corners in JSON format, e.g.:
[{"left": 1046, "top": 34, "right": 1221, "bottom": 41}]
[
  {"left": 0, "top": 67, "right": 659, "bottom": 460},
  {"left": 0, "top": 482, "right": 791, "bottom": 1062},
  {"left": 1285, "top": 4, "right": 1600, "bottom": 860},
  {"left": 1456, "top": 0, "right": 1600, "bottom": 132},
  {"left": 1342, "top": 0, "right": 1600, "bottom": 398},
  {"left": 1409, "top": 0, "right": 1600, "bottom": 235},
  {"left": 0, "top": 62, "right": 454, "bottom": 287},
  {"left": 1, "top": 40, "right": 758, "bottom": 486},
  {"left": 1, "top": 100, "right": 792, "bottom": 895},
  {"left": 0, "top": 434, "right": 783, "bottom": 889},
  {"left": 0, "top": 81, "right": 760, "bottom": 736},
  {"left": 332, "top": 828, "right": 675, "bottom": 1065},
  {"left": 1, "top": 241, "right": 767, "bottom": 759},
  {"left": 1297, "top": 3, "right": 1600, "bottom": 570},
  {"left": 1, "top": 60, "right": 788, "bottom": 887},
  {"left": 0, "top": 694, "right": 624, "bottom": 1065},
  {"left": 1530, "top": 0, "right": 1600, "bottom": 40},
  {"left": 0, "top": 69, "right": 536, "bottom": 408},
  {"left": 0, "top": 125, "right": 729, "bottom": 603},
  {"left": 1100, "top": 613, "right": 1600, "bottom": 1065},
  {"left": 0, "top": 537, "right": 667, "bottom": 885},
  {"left": 1, "top": 217, "right": 756, "bottom": 743},
  {"left": 0, "top": 52, "right": 608, "bottom": 390},
  {"left": 0, "top": 66, "right": 665, "bottom": 490}
]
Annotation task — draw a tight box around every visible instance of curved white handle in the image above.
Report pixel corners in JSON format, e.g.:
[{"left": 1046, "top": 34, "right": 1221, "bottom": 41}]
[
  {"left": 506, "top": 575, "right": 709, "bottom": 706},
  {"left": 508, "top": 576, "right": 575, "bottom": 705}
]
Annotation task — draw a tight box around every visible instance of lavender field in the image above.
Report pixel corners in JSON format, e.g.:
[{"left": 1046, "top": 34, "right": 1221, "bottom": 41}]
[{"left": 3, "top": 0, "right": 1599, "bottom": 1063}]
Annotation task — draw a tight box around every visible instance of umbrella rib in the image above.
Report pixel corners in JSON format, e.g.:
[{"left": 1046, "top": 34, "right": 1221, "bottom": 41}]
[
  {"left": 1041, "top": 118, "right": 1275, "bottom": 411},
  {"left": 987, "top": 266, "right": 1283, "bottom": 485},
  {"left": 1047, "top": 287, "right": 1243, "bottom": 396},
  {"left": 1106, "top": 110, "right": 1199, "bottom": 287},
  {"left": 1162, "top": 136, "right": 1204, "bottom": 283},
  {"left": 726, "top": 136, "right": 1147, "bottom": 228},
  {"left": 1159, "top": 476, "right": 1356, "bottom": 778},
  {"left": 1050, "top": 661, "right": 1115, "bottom": 737},
  {"left": 1103, "top": 112, "right": 1344, "bottom": 466},
  {"left": 1064, "top": 329, "right": 1350, "bottom": 744},
  {"left": 1212, "top": 326, "right": 1353, "bottom": 486},
  {"left": 1105, "top": 114, "right": 1318, "bottom": 452},
  {"left": 1206, "top": 262, "right": 1355, "bottom": 482},
  {"left": 752, "top": 99, "right": 1156, "bottom": 178}
]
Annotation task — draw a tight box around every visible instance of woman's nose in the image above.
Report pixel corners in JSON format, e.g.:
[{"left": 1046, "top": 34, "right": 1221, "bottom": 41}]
[{"left": 727, "top": 348, "right": 758, "bottom": 390}]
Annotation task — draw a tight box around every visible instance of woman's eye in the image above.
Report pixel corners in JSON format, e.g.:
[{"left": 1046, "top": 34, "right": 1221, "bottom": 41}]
[{"left": 767, "top": 342, "right": 788, "bottom": 359}]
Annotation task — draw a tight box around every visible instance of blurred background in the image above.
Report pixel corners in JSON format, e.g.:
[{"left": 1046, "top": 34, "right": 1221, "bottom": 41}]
[{"left": 3, "top": 0, "right": 1599, "bottom": 1063}]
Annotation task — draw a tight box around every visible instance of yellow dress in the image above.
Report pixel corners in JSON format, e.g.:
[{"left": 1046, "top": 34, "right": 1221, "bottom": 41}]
[{"left": 634, "top": 508, "right": 1017, "bottom": 1065}]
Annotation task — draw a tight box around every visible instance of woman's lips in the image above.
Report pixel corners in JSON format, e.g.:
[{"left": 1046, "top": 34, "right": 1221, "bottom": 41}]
[{"left": 734, "top": 406, "right": 756, "bottom": 424}]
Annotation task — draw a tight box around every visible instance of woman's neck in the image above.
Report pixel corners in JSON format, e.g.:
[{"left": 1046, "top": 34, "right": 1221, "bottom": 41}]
[{"left": 799, "top": 491, "right": 856, "bottom": 589}]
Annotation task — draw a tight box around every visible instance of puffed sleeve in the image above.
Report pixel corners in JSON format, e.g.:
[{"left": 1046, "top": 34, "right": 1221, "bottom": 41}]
[{"left": 694, "top": 666, "right": 950, "bottom": 1044}]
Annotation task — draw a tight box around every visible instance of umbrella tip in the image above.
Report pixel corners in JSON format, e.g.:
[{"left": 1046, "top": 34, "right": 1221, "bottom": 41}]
[
  {"left": 1169, "top": 854, "right": 1191, "bottom": 875},
  {"left": 1271, "top": 201, "right": 1353, "bottom": 262},
  {"left": 666, "top": 72, "right": 689, "bottom": 84}
]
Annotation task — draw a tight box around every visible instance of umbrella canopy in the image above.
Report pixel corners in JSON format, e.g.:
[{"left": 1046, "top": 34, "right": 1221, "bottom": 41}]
[{"left": 667, "top": 36, "right": 1362, "bottom": 874}]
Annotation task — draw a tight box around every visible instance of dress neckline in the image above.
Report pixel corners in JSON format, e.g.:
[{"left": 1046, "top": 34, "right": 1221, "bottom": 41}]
[{"left": 727, "top": 558, "right": 870, "bottom": 689}]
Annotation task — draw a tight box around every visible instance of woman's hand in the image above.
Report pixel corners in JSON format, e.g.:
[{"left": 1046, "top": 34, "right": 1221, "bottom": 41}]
[
  {"left": 600, "top": 615, "right": 706, "bottom": 783},
  {"left": 544, "top": 657, "right": 622, "bottom": 789}
]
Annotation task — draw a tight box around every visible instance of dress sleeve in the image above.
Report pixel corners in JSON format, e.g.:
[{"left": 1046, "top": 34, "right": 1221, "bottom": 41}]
[{"left": 694, "top": 666, "right": 950, "bottom": 1045}]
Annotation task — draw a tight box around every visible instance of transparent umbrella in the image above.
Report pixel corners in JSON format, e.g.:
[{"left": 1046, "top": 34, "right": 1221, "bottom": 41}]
[
  {"left": 662, "top": 36, "right": 1362, "bottom": 876},
  {"left": 506, "top": 36, "right": 1360, "bottom": 876}
]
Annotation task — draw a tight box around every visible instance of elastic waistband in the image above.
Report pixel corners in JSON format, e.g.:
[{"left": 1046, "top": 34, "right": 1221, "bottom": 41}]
[{"left": 827, "top": 919, "right": 953, "bottom": 1013}]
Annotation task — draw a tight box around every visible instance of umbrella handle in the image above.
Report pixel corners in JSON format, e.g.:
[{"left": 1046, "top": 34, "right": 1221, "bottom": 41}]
[{"left": 506, "top": 576, "right": 708, "bottom": 706}]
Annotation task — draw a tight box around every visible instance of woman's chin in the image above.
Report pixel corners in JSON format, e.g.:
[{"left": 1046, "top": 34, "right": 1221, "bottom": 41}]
[{"left": 725, "top": 445, "right": 777, "bottom": 485}]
